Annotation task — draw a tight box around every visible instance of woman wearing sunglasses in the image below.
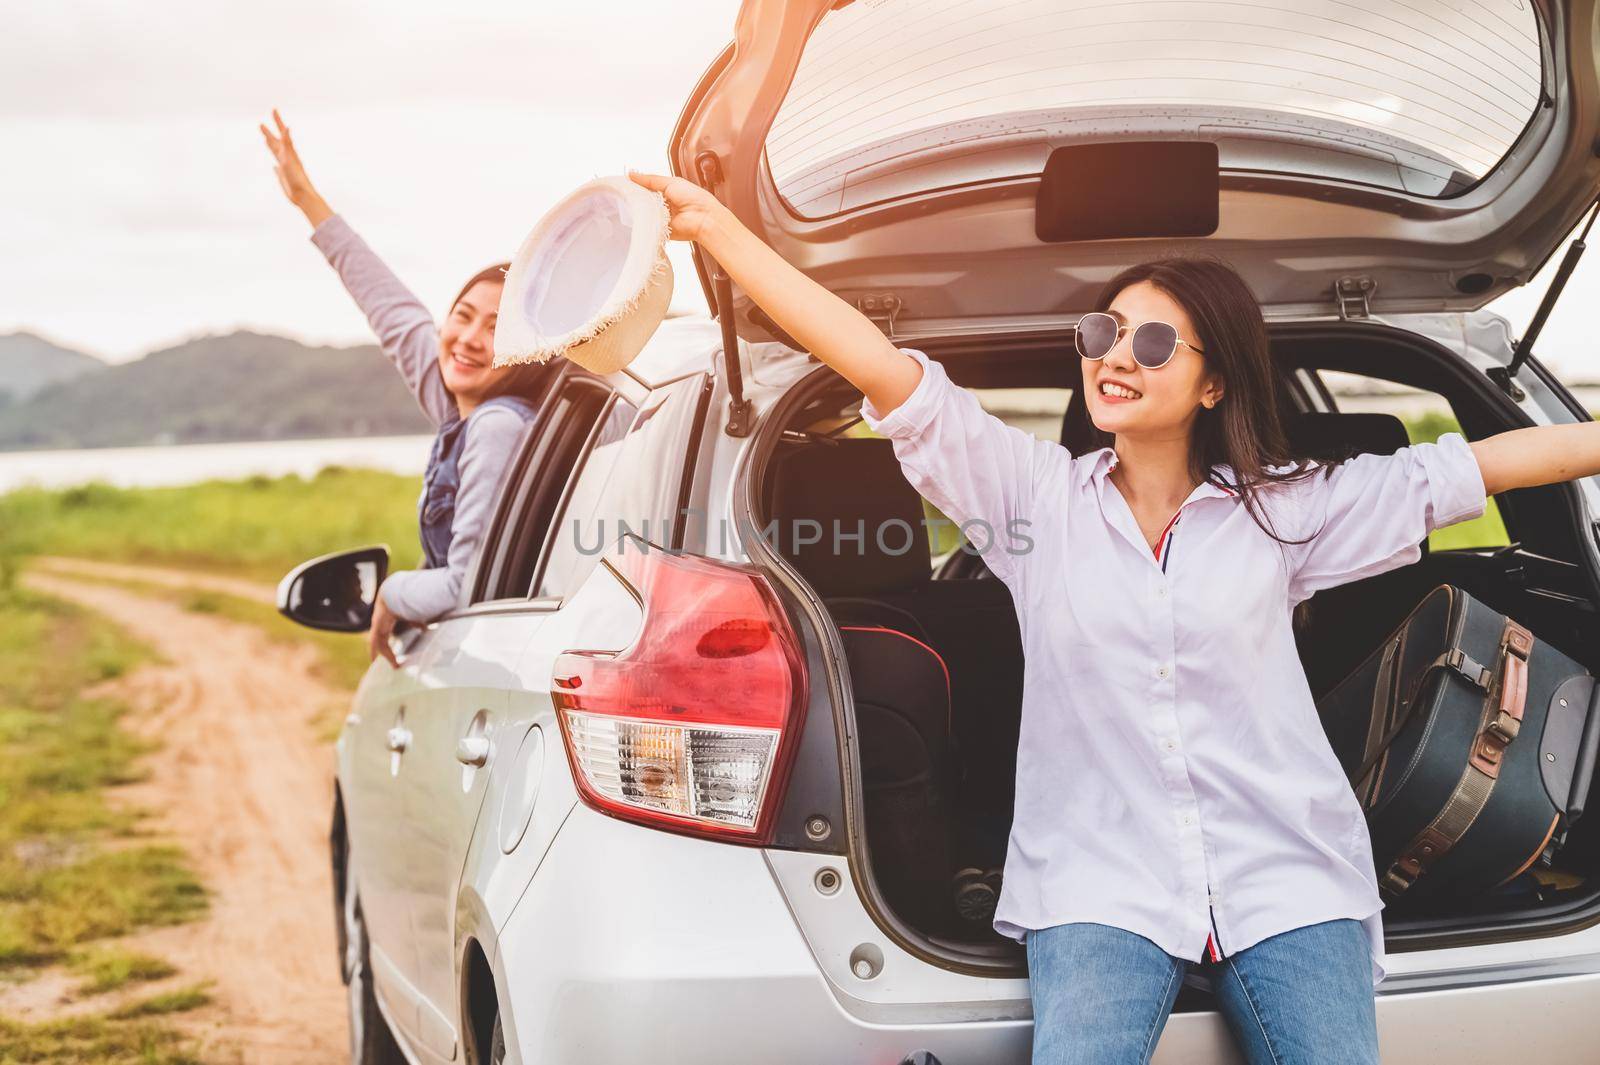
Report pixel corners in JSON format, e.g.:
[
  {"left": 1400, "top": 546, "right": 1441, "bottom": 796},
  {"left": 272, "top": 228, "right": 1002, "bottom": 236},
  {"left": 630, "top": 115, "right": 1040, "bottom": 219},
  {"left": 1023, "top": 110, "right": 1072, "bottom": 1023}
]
[
  {"left": 260, "top": 110, "right": 553, "bottom": 666},
  {"left": 629, "top": 171, "right": 1598, "bottom": 1064}
]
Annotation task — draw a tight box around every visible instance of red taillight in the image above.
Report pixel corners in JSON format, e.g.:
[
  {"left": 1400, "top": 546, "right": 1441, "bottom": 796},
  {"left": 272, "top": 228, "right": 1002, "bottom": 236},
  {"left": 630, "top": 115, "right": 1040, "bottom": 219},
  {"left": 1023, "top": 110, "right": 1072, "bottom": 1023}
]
[{"left": 552, "top": 546, "right": 808, "bottom": 843}]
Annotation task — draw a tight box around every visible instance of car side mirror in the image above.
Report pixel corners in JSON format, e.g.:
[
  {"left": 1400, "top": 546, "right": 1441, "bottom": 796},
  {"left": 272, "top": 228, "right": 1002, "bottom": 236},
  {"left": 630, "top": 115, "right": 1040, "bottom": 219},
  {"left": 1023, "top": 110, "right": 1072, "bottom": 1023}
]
[{"left": 277, "top": 546, "right": 390, "bottom": 633}]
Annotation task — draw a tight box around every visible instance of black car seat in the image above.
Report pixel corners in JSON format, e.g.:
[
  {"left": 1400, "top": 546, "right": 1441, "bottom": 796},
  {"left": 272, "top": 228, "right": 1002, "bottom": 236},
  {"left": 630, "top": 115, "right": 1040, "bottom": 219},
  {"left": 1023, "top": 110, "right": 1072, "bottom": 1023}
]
[
  {"left": 1287, "top": 411, "right": 1414, "bottom": 466},
  {"left": 766, "top": 438, "right": 1027, "bottom": 915}
]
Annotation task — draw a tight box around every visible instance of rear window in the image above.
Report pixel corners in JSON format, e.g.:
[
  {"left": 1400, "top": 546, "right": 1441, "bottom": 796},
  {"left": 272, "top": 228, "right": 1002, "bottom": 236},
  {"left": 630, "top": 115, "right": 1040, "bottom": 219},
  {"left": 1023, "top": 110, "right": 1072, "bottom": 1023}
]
[
  {"left": 534, "top": 374, "right": 708, "bottom": 600},
  {"left": 766, "top": 0, "right": 1545, "bottom": 216}
]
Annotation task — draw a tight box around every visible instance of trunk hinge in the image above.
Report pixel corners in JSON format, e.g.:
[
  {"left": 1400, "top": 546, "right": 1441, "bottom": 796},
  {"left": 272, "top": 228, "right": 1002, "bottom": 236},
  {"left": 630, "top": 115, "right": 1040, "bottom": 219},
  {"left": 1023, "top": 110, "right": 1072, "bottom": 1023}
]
[
  {"left": 694, "top": 150, "right": 754, "bottom": 437},
  {"left": 857, "top": 292, "right": 903, "bottom": 339},
  {"left": 1334, "top": 275, "right": 1376, "bottom": 320},
  {"left": 1490, "top": 196, "right": 1600, "bottom": 402}
]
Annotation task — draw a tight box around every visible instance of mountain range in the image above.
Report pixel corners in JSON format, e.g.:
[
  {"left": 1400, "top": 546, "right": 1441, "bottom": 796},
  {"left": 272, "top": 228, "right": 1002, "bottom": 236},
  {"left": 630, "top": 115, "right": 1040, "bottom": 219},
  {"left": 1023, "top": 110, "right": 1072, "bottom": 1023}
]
[
  {"left": 0, "top": 332, "right": 105, "bottom": 406},
  {"left": 0, "top": 331, "right": 431, "bottom": 451},
  {"left": 3, "top": 323, "right": 1596, "bottom": 453}
]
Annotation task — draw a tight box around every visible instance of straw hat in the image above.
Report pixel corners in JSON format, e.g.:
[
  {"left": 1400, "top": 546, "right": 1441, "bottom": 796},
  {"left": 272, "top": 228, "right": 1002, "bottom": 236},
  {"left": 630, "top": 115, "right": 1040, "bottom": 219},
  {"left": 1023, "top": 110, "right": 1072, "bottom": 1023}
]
[{"left": 493, "top": 175, "right": 673, "bottom": 375}]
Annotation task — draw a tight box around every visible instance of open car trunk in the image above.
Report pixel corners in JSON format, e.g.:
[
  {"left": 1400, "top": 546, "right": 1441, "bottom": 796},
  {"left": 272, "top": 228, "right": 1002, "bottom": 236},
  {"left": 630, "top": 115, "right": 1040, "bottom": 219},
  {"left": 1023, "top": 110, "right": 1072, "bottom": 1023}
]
[
  {"left": 675, "top": 0, "right": 1600, "bottom": 339},
  {"left": 689, "top": 0, "right": 1600, "bottom": 987},
  {"left": 751, "top": 322, "right": 1600, "bottom": 978}
]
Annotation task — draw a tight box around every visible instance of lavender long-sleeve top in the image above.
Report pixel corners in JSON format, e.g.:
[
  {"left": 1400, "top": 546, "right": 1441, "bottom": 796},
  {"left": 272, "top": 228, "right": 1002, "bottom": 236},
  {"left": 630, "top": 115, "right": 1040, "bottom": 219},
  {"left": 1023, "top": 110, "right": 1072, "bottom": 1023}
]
[
  {"left": 862, "top": 347, "right": 1489, "bottom": 988},
  {"left": 310, "top": 215, "right": 525, "bottom": 623}
]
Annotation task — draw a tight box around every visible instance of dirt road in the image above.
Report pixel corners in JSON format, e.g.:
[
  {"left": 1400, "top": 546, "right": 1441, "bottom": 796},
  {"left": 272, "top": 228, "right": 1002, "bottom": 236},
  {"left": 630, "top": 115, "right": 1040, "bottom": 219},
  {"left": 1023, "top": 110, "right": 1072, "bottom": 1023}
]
[{"left": 23, "top": 563, "right": 348, "bottom": 1063}]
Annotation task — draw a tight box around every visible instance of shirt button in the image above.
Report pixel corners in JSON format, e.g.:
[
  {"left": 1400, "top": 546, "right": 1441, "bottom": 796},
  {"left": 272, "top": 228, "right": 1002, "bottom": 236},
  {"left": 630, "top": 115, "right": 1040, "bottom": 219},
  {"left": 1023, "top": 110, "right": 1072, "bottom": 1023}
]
[
  {"left": 1164, "top": 739, "right": 1178, "bottom": 753},
  {"left": 1156, "top": 585, "right": 1168, "bottom": 598},
  {"left": 1181, "top": 813, "right": 1194, "bottom": 826},
  {"left": 1156, "top": 664, "right": 1170, "bottom": 679}
]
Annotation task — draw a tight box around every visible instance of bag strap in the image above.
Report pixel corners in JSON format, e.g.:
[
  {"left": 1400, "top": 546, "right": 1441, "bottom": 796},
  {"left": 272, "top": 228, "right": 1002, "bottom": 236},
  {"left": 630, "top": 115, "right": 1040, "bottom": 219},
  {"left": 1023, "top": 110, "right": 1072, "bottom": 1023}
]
[
  {"left": 1378, "top": 618, "right": 1533, "bottom": 898},
  {"left": 1355, "top": 637, "right": 1404, "bottom": 808},
  {"left": 1350, "top": 642, "right": 1495, "bottom": 795}
]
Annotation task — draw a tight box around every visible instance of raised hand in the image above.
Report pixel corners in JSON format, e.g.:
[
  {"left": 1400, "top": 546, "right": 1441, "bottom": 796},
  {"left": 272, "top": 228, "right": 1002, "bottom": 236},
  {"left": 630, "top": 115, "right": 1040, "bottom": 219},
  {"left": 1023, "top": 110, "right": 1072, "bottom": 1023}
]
[
  {"left": 259, "top": 109, "right": 333, "bottom": 228},
  {"left": 627, "top": 169, "right": 917, "bottom": 415},
  {"left": 366, "top": 585, "right": 401, "bottom": 669},
  {"left": 627, "top": 171, "right": 728, "bottom": 245}
]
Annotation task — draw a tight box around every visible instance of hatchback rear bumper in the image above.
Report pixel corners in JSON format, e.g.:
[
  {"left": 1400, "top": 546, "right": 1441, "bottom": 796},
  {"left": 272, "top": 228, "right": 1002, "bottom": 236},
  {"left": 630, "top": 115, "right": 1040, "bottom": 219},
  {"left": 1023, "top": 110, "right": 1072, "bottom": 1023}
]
[
  {"left": 496, "top": 804, "right": 1033, "bottom": 1064},
  {"left": 495, "top": 804, "right": 1600, "bottom": 1064}
]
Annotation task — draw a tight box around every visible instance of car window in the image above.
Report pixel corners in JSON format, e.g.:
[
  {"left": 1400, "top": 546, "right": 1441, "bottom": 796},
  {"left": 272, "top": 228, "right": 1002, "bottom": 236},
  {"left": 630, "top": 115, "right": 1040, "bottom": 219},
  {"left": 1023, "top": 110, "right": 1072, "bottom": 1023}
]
[
  {"left": 1315, "top": 370, "right": 1511, "bottom": 551},
  {"left": 975, "top": 386, "right": 1073, "bottom": 443},
  {"left": 471, "top": 377, "right": 613, "bottom": 605},
  {"left": 533, "top": 373, "right": 710, "bottom": 600},
  {"left": 851, "top": 385, "right": 1073, "bottom": 563},
  {"left": 767, "top": 0, "right": 1544, "bottom": 214}
]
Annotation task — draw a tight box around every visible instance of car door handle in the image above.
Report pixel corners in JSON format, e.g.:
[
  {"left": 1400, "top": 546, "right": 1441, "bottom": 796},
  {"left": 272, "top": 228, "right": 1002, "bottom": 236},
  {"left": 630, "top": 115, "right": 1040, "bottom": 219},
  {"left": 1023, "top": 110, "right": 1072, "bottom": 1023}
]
[
  {"left": 386, "top": 726, "right": 412, "bottom": 753},
  {"left": 456, "top": 736, "right": 490, "bottom": 767}
]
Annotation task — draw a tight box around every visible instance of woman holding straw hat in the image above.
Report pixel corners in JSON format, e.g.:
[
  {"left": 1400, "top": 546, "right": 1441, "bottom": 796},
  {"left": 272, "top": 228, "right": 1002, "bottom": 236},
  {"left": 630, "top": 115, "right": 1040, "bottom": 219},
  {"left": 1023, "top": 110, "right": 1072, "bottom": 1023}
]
[{"left": 260, "top": 110, "right": 552, "bottom": 665}]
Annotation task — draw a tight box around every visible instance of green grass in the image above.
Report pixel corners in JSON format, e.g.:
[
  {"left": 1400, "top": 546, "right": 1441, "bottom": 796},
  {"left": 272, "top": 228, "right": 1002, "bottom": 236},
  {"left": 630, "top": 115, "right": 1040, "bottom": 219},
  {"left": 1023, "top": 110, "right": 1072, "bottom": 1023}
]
[
  {"left": 1, "top": 849, "right": 208, "bottom": 970},
  {"left": 0, "top": 589, "right": 206, "bottom": 973},
  {"left": 0, "top": 466, "right": 410, "bottom": 704},
  {"left": 0, "top": 588, "right": 210, "bottom": 1060},
  {"left": 68, "top": 949, "right": 177, "bottom": 996},
  {"left": 0, "top": 466, "right": 421, "bottom": 584},
  {"left": 107, "top": 984, "right": 210, "bottom": 1021},
  {"left": 0, "top": 1012, "right": 203, "bottom": 1065}
]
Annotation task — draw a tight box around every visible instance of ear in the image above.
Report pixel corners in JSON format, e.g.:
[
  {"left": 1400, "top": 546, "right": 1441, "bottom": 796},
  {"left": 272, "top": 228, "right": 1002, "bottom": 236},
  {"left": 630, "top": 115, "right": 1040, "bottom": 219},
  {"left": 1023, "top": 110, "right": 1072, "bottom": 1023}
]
[{"left": 1200, "top": 373, "right": 1225, "bottom": 409}]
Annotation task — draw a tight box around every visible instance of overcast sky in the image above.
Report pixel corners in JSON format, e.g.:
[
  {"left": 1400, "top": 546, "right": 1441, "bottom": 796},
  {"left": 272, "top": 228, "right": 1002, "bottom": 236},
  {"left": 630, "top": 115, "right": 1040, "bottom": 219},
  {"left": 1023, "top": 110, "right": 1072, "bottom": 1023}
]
[
  {"left": 0, "top": 0, "right": 741, "bottom": 363},
  {"left": 1, "top": 0, "right": 1594, "bottom": 378}
]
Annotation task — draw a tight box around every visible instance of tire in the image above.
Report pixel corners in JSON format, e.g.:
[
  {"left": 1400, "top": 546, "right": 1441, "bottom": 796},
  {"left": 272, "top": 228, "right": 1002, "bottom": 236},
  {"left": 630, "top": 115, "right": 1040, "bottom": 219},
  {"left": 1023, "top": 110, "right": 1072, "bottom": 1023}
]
[
  {"left": 490, "top": 1013, "right": 507, "bottom": 1065},
  {"left": 342, "top": 866, "right": 407, "bottom": 1064}
]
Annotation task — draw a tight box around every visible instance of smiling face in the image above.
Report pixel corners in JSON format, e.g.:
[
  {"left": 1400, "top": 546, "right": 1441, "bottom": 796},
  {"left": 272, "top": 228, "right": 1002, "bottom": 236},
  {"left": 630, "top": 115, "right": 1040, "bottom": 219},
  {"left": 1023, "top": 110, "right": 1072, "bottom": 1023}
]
[
  {"left": 1081, "top": 280, "right": 1226, "bottom": 442},
  {"left": 437, "top": 279, "right": 503, "bottom": 405}
]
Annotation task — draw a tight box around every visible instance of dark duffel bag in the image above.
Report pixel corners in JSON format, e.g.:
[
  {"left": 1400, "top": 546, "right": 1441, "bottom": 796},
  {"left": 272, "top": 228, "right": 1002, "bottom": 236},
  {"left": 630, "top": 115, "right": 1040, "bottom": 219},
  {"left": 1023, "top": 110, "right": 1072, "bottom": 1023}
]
[{"left": 1317, "top": 584, "right": 1600, "bottom": 901}]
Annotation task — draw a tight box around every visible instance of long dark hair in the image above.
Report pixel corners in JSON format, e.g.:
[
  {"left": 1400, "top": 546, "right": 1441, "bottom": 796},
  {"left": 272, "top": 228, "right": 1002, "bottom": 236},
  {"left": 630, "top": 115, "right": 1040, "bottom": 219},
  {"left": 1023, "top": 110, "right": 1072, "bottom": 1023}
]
[
  {"left": 1078, "top": 255, "right": 1325, "bottom": 546},
  {"left": 448, "top": 262, "right": 553, "bottom": 404}
]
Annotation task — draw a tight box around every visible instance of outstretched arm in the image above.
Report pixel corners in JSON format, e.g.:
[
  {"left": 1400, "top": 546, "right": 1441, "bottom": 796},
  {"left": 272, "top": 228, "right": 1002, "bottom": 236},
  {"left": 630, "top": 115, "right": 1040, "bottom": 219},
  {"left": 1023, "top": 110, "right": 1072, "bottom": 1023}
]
[
  {"left": 260, "top": 109, "right": 452, "bottom": 425},
  {"left": 1282, "top": 420, "right": 1600, "bottom": 604},
  {"left": 1471, "top": 423, "right": 1600, "bottom": 496}
]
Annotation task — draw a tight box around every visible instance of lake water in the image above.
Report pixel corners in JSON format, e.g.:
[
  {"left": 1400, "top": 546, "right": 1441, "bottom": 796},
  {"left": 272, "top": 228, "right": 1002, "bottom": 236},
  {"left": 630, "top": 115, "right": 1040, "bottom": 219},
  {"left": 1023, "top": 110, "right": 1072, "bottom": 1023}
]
[{"left": 0, "top": 434, "right": 437, "bottom": 493}]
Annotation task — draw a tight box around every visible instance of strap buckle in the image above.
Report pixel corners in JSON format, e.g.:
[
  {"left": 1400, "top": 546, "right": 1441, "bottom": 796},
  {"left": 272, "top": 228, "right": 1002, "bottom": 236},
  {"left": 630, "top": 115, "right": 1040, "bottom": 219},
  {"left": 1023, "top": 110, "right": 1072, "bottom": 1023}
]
[
  {"left": 1473, "top": 711, "right": 1519, "bottom": 775},
  {"left": 1381, "top": 856, "right": 1422, "bottom": 896},
  {"left": 1486, "top": 709, "right": 1521, "bottom": 746},
  {"left": 1445, "top": 647, "right": 1491, "bottom": 689}
]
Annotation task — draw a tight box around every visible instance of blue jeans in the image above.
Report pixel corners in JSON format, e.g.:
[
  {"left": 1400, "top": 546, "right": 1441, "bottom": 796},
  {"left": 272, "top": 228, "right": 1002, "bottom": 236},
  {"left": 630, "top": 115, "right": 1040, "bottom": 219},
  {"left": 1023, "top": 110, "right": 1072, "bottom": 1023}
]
[{"left": 1026, "top": 919, "right": 1378, "bottom": 1065}]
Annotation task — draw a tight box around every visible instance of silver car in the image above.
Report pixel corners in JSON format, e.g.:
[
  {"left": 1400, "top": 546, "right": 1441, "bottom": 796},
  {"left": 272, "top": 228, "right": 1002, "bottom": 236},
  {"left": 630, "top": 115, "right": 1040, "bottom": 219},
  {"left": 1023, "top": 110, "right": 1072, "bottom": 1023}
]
[{"left": 281, "top": 1, "right": 1600, "bottom": 1061}]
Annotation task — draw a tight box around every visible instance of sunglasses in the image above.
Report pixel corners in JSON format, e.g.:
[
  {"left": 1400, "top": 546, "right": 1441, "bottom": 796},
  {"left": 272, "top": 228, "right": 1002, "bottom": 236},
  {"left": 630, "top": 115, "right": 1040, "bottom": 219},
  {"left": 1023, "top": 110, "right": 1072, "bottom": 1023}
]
[{"left": 1074, "top": 311, "right": 1205, "bottom": 369}]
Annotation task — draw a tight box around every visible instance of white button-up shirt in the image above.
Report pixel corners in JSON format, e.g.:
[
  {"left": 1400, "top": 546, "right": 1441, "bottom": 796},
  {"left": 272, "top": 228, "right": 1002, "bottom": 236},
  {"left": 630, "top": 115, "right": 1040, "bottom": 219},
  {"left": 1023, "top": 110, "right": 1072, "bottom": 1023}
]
[{"left": 859, "top": 348, "right": 1489, "bottom": 987}]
